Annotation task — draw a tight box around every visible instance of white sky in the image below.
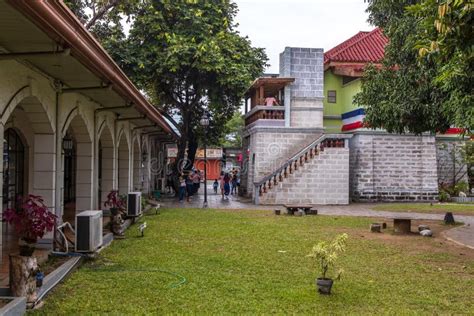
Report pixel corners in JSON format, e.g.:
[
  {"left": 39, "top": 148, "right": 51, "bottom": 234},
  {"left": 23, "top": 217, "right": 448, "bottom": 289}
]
[{"left": 234, "top": 0, "right": 372, "bottom": 73}]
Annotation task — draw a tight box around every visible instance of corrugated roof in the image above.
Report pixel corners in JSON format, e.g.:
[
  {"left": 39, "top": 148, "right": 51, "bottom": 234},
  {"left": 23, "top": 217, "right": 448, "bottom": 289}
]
[{"left": 324, "top": 28, "right": 388, "bottom": 64}]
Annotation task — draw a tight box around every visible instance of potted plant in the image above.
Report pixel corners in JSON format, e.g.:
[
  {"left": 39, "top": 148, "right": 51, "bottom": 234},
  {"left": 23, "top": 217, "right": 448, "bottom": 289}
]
[
  {"left": 104, "top": 190, "right": 125, "bottom": 216},
  {"left": 3, "top": 195, "right": 56, "bottom": 305},
  {"left": 3, "top": 194, "right": 57, "bottom": 256},
  {"left": 104, "top": 190, "right": 126, "bottom": 236},
  {"left": 307, "top": 233, "right": 348, "bottom": 295}
]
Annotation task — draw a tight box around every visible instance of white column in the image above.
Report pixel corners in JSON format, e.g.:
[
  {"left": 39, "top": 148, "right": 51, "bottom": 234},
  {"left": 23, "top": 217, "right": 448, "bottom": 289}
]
[
  {"left": 33, "top": 134, "right": 56, "bottom": 212},
  {"left": 75, "top": 141, "right": 93, "bottom": 211},
  {"left": 100, "top": 146, "right": 115, "bottom": 206}
]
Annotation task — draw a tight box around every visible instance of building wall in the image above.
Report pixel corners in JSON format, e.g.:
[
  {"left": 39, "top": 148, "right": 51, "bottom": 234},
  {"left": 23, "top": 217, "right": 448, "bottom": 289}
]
[
  {"left": 323, "top": 71, "right": 361, "bottom": 133},
  {"left": 349, "top": 132, "right": 439, "bottom": 201},
  {"left": 279, "top": 47, "right": 324, "bottom": 129},
  {"left": 0, "top": 59, "right": 164, "bottom": 222},
  {"left": 243, "top": 127, "right": 323, "bottom": 197},
  {"left": 259, "top": 147, "right": 350, "bottom": 205}
]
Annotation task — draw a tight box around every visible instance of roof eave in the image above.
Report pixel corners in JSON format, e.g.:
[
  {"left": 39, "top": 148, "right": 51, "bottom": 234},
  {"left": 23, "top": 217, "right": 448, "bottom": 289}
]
[{"left": 7, "top": 0, "right": 178, "bottom": 139}]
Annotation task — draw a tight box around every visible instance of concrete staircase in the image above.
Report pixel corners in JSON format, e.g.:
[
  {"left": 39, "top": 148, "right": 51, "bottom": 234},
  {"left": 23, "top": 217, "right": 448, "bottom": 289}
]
[{"left": 254, "top": 134, "right": 351, "bottom": 205}]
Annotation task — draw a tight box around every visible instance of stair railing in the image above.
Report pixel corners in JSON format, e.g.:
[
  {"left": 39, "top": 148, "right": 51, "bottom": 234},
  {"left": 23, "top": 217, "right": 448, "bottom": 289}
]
[{"left": 253, "top": 134, "right": 352, "bottom": 204}]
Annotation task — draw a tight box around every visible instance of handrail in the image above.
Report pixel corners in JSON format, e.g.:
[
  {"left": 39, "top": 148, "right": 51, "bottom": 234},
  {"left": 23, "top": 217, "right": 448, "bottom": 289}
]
[{"left": 253, "top": 133, "right": 352, "bottom": 204}]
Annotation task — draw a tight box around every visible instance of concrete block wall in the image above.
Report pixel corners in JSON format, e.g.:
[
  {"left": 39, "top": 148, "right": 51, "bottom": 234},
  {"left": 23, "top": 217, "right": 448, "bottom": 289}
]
[
  {"left": 243, "top": 127, "right": 323, "bottom": 197},
  {"left": 349, "top": 132, "right": 439, "bottom": 201},
  {"left": 279, "top": 47, "right": 324, "bottom": 129},
  {"left": 259, "top": 147, "right": 350, "bottom": 205}
]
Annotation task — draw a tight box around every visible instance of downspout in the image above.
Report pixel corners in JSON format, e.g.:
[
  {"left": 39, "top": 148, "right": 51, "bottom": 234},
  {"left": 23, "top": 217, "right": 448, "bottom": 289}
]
[{"left": 53, "top": 84, "right": 61, "bottom": 251}]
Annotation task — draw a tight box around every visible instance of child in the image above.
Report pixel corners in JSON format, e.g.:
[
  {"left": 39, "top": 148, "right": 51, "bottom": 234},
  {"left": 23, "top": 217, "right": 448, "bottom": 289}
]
[{"left": 213, "top": 179, "right": 218, "bottom": 194}]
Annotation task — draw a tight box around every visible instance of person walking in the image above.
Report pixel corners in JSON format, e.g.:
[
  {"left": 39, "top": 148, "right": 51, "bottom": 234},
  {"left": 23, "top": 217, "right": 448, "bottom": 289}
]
[
  {"left": 178, "top": 175, "right": 186, "bottom": 203},
  {"left": 223, "top": 173, "right": 231, "bottom": 200},
  {"left": 213, "top": 179, "right": 218, "bottom": 194},
  {"left": 219, "top": 171, "right": 225, "bottom": 199},
  {"left": 192, "top": 170, "right": 200, "bottom": 194},
  {"left": 185, "top": 173, "right": 194, "bottom": 202},
  {"left": 231, "top": 173, "right": 238, "bottom": 195}
]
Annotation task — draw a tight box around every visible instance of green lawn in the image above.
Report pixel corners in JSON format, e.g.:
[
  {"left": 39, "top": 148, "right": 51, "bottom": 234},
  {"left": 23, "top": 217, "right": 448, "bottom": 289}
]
[
  {"left": 371, "top": 203, "right": 474, "bottom": 215},
  {"left": 33, "top": 208, "right": 473, "bottom": 314}
]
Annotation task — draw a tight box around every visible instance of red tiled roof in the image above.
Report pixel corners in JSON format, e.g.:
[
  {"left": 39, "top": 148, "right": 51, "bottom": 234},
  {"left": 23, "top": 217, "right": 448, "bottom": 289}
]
[{"left": 324, "top": 28, "right": 388, "bottom": 64}]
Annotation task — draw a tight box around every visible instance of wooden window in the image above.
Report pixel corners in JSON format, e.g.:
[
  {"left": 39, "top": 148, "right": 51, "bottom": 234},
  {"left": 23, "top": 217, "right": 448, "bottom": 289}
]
[{"left": 327, "top": 90, "right": 337, "bottom": 103}]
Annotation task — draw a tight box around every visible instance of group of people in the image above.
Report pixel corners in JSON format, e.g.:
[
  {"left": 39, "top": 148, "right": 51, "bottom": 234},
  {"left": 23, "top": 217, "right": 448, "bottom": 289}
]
[
  {"left": 213, "top": 169, "right": 240, "bottom": 200},
  {"left": 178, "top": 169, "right": 202, "bottom": 202}
]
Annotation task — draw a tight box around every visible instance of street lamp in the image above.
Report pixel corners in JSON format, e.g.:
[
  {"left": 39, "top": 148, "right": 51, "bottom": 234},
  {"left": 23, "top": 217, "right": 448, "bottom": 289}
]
[{"left": 200, "top": 112, "right": 210, "bottom": 208}]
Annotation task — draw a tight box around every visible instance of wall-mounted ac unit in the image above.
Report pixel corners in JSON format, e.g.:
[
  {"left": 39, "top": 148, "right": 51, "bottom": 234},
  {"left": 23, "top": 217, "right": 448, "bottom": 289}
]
[
  {"left": 127, "top": 192, "right": 142, "bottom": 217},
  {"left": 75, "top": 210, "right": 103, "bottom": 253}
]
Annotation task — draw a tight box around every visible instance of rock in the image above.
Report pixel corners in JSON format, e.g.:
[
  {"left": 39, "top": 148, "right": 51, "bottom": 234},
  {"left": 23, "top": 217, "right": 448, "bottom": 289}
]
[
  {"left": 420, "top": 229, "right": 433, "bottom": 237},
  {"left": 418, "top": 225, "right": 430, "bottom": 232},
  {"left": 459, "top": 191, "right": 467, "bottom": 197},
  {"left": 370, "top": 223, "right": 381, "bottom": 233}
]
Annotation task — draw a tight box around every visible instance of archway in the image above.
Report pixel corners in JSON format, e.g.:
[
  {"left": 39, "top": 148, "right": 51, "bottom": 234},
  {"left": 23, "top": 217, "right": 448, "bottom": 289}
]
[
  {"left": 132, "top": 137, "right": 141, "bottom": 191},
  {"left": 117, "top": 132, "right": 130, "bottom": 195},
  {"left": 98, "top": 124, "right": 114, "bottom": 207},
  {"left": 62, "top": 114, "right": 93, "bottom": 223},
  {"left": 1, "top": 95, "right": 55, "bottom": 274}
]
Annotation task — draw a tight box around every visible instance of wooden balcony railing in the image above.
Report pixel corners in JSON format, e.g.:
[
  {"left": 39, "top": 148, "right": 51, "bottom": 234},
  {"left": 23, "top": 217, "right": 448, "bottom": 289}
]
[{"left": 245, "top": 106, "right": 285, "bottom": 126}]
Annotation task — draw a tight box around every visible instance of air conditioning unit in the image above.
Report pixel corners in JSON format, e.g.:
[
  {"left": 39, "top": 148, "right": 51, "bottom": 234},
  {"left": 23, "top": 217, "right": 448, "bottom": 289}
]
[
  {"left": 127, "top": 192, "right": 142, "bottom": 217},
  {"left": 75, "top": 210, "right": 103, "bottom": 253}
]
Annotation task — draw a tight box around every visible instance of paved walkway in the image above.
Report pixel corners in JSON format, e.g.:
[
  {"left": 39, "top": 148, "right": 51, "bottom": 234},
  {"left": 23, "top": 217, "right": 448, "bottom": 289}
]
[{"left": 159, "top": 183, "right": 474, "bottom": 250}]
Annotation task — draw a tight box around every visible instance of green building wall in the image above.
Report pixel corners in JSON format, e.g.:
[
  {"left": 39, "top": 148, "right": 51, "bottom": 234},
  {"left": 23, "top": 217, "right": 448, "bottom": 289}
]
[{"left": 323, "top": 70, "right": 361, "bottom": 133}]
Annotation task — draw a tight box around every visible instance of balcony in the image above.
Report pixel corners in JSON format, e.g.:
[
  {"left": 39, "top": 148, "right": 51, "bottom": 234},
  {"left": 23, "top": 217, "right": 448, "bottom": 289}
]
[
  {"left": 243, "top": 76, "right": 294, "bottom": 128},
  {"left": 244, "top": 106, "right": 285, "bottom": 128}
]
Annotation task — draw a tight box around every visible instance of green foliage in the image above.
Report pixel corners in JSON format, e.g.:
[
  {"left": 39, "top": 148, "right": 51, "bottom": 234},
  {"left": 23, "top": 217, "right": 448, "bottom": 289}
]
[
  {"left": 356, "top": 0, "right": 473, "bottom": 134},
  {"left": 32, "top": 209, "right": 474, "bottom": 314},
  {"left": 64, "top": 0, "right": 267, "bottom": 171},
  {"left": 307, "top": 233, "right": 348, "bottom": 280},
  {"left": 218, "top": 112, "right": 244, "bottom": 148},
  {"left": 123, "top": 1, "right": 266, "bottom": 170},
  {"left": 438, "top": 189, "right": 451, "bottom": 202}
]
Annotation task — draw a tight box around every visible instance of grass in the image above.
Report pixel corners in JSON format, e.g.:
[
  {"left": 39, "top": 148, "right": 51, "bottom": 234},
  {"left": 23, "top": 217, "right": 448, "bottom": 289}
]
[
  {"left": 32, "top": 208, "right": 474, "bottom": 314},
  {"left": 371, "top": 203, "right": 474, "bottom": 215}
]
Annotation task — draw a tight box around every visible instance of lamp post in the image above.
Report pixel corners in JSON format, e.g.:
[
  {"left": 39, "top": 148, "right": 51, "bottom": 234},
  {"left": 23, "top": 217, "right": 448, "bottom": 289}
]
[{"left": 200, "top": 112, "right": 210, "bottom": 208}]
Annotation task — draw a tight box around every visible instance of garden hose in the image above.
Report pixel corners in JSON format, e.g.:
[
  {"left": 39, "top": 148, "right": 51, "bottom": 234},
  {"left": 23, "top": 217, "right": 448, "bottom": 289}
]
[{"left": 86, "top": 266, "right": 187, "bottom": 288}]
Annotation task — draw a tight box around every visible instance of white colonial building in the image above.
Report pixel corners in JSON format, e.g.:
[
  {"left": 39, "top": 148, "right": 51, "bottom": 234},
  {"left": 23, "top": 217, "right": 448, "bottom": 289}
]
[{"left": 0, "top": 0, "right": 176, "bottom": 278}]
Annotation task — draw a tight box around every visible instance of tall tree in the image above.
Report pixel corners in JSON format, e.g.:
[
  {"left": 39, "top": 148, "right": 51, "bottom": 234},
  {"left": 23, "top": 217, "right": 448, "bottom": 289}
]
[
  {"left": 121, "top": 1, "right": 267, "bottom": 175},
  {"left": 355, "top": 0, "right": 473, "bottom": 134},
  {"left": 65, "top": 0, "right": 266, "bottom": 176}
]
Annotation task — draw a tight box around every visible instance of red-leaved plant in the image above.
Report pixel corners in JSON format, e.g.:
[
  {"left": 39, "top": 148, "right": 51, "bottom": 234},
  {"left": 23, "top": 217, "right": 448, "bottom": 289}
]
[
  {"left": 104, "top": 190, "right": 125, "bottom": 210},
  {"left": 2, "top": 194, "right": 57, "bottom": 244}
]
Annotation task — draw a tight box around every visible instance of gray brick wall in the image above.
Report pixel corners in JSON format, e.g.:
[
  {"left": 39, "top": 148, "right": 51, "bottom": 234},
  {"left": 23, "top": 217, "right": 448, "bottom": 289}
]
[
  {"left": 349, "top": 133, "right": 439, "bottom": 201},
  {"left": 241, "top": 128, "right": 322, "bottom": 197},
  {"left": 279, "top": 47, "right": 324, "bottom": 99},
  {"left": 259, "top": 147, "right": 350, "bottom": 205}
]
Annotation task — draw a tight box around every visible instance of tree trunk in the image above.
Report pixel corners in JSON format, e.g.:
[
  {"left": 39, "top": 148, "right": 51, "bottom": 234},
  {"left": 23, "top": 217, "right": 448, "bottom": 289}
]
[{"left": 9, "top": 254, "right": 38, "bottom": 305}]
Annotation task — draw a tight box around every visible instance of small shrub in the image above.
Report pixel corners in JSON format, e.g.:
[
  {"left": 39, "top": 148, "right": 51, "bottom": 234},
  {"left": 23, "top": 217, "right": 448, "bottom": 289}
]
[{"left": 307, "top": 233, "right": 348, "bottom": 280}]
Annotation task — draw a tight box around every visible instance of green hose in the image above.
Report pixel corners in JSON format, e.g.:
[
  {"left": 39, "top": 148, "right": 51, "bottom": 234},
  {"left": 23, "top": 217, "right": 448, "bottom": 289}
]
[{"left": 86, "top": 267, "right": 187, "bottom": 288}]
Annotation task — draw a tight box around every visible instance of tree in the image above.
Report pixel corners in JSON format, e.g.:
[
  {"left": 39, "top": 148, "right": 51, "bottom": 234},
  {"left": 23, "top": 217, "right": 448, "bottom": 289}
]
[
  {"left": 219, "top": 112, "right": 244, "bottom": 148},
  {"left": 355, "top": 0, "right": 473, "bottom": 134},
  {"left": 122, "top": 1, "right": 267, "bottom": 175},
  {"left": 408, "top": 0, "right": 473, "bottom": 132}
]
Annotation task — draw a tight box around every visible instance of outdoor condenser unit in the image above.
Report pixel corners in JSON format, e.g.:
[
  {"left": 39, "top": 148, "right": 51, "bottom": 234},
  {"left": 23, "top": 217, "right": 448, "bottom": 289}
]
[
  {"left": 127, "top": 192, "right": 142, "bottom": 217},
  {"left": 75, "top": 210, "right": 103, "bottom": 253}
]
